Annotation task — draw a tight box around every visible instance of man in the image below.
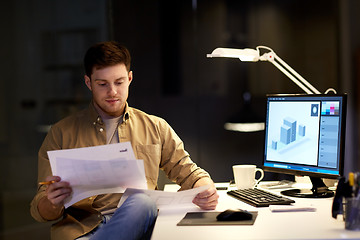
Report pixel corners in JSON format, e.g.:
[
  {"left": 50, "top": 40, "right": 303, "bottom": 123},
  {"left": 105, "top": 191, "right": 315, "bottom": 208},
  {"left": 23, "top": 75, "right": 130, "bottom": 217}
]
[{"left": 30, "top": 41, "right": 219, "bottom": 240}]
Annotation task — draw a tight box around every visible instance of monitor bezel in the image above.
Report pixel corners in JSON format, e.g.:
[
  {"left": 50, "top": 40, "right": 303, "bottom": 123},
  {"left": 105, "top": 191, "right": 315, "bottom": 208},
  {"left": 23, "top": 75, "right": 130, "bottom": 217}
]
[{"left": 262, "top": 93, "right": 347, "bottom": 179}]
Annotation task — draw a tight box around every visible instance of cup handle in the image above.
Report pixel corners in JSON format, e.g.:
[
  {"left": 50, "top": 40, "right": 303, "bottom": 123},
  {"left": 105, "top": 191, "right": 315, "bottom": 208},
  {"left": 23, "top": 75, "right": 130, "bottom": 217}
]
[{"left": 255, "top": 168, "right": 264, "bottom": 185}]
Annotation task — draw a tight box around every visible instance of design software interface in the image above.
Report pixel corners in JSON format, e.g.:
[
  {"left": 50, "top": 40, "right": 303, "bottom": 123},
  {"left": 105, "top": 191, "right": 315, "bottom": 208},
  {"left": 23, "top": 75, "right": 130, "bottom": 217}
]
[{"left": 264, "top": 95, "right": 345, "bottom": 176}]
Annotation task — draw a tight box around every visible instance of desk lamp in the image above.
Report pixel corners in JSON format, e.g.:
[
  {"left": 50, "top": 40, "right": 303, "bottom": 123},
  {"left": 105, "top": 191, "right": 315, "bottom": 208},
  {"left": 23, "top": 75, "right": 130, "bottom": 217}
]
[{"left": 207, "top": 46, "right": 335, "bottom": 132}]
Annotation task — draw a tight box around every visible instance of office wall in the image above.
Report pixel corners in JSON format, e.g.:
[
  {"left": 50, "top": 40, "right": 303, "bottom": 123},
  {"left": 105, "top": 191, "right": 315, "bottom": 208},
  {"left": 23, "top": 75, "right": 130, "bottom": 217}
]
[{"left": 0, "top": 0, "right": 359, "bottom": 239}]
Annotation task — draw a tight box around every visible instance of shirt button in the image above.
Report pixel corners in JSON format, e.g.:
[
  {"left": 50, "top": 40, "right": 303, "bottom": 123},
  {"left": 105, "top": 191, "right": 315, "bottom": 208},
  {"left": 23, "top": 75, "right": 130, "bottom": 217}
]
[{"left": 99, "top": 128, "right": 104, "bottom": 132}]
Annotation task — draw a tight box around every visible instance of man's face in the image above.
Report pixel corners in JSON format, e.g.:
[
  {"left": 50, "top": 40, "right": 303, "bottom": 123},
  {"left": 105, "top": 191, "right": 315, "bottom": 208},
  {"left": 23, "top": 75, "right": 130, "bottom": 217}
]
[{"left": 84, "top": 64, "right": 133, "bottom": 117}]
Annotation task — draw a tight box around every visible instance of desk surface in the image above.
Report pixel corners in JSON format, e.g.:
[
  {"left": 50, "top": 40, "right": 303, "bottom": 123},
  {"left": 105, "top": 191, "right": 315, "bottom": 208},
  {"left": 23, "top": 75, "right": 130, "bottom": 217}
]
[{"left": 151, "top": 183, "right": 360, "bottom": 240}]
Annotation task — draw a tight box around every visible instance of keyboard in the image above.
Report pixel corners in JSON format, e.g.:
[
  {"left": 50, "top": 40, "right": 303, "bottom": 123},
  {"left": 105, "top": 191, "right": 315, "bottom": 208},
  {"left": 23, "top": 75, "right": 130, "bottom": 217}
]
[{"left": 227, "top": 188, "right": 295, "bottom": 207}]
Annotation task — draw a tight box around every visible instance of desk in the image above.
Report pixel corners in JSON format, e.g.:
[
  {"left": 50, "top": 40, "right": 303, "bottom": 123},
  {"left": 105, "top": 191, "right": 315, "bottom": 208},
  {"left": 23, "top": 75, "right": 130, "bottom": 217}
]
[{"left": 151, "top": 183, "right": 360, "bottom": 240}]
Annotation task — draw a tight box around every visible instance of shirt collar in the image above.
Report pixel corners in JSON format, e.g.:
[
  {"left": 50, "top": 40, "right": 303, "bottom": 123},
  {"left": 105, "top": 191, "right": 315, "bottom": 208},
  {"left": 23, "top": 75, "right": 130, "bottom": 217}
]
[
  {"left": 123, "top": 102, "right": 130, "bottom": 121},
  {"left": 88, "top": 101, "right": 130, "bottom": 125},
  {"left": 88, "top": 101, "right": 103, "bottom": 125}
]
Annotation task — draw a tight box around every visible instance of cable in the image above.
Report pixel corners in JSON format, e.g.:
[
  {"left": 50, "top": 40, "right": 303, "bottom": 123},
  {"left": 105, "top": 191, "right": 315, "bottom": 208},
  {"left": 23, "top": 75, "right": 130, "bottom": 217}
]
[{"left": 324, "top": 88, "right": 337, "bottom": 94}]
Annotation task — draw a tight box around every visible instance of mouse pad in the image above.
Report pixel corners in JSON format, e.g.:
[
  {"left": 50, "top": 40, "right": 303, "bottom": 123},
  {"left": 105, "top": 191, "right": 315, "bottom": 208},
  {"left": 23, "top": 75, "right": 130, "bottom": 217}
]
[{"left": 177, "top": 211, "right": 258, "bottom": 226}]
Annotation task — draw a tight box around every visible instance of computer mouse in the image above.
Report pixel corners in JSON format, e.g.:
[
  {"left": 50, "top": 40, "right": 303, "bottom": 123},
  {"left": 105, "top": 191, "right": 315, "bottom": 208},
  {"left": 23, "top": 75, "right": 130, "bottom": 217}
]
[{"left": 216, "top": 209, "right": 253, "bottom": 221}]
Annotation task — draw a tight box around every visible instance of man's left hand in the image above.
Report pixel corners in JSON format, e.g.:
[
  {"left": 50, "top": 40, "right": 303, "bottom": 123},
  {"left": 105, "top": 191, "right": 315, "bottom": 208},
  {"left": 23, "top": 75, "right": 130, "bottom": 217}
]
[{"left": 192, "top": 178, "right": 219, "bottom": 210}]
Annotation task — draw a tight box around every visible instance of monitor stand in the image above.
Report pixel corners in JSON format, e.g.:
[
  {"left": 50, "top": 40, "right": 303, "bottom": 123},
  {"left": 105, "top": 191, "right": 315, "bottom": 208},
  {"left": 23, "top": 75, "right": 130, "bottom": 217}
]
[{"left": 280, "top": 176, "right": 334, "bottom": 198}]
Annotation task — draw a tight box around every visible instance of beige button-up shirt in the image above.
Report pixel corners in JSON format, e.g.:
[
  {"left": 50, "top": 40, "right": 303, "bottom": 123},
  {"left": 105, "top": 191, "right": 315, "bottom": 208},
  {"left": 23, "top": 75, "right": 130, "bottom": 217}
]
[{"left": 30, "top": 102, "right": 211, "bottom": 240}]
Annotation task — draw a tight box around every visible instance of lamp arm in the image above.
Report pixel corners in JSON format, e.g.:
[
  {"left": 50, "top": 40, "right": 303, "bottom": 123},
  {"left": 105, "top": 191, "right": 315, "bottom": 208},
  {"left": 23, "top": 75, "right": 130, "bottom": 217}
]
[
  {"left": 270, "top": 60, "right": 314, "bottom": 94},
  {"left": 273, "top": 54, "right": 321, "bottom": 94},
  {"left": 258, "top": 47, "right": 321, "bottom": 94}
]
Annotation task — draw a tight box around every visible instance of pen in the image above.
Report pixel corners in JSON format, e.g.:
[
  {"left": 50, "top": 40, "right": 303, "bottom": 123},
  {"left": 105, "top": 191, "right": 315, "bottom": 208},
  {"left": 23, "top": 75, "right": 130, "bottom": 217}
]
[
  {"left": 349, "top": 172, "right": 355, "bottom": 197},
  {"left": 39, "top": 180, "right": 55, "bottom": 185}
]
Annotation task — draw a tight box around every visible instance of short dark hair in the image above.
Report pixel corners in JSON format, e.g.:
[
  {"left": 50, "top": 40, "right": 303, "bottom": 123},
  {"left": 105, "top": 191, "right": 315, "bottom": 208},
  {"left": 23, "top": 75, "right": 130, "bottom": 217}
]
[{"left": 84, "top": 41, "right": 131, "bottom": 77}]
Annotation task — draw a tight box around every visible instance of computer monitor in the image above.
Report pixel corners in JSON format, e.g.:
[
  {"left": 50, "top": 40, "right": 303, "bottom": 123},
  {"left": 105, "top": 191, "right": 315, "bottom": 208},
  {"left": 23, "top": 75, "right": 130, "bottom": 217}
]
[{"left": 263, "top": 94, "right": 347, "bottom": 198}]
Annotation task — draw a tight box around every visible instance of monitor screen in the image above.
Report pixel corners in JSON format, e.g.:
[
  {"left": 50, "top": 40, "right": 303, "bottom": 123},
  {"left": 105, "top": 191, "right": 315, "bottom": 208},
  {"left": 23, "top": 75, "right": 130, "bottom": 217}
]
[{"left": 263, "top": 94, "right": 347, "bottom": 198}]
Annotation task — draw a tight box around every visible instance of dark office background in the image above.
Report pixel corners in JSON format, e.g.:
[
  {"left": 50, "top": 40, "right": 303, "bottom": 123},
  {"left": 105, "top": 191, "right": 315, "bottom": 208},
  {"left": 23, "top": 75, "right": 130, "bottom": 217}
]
[{"left": 1, "top": 0, "right": 360, "bottom": 239}]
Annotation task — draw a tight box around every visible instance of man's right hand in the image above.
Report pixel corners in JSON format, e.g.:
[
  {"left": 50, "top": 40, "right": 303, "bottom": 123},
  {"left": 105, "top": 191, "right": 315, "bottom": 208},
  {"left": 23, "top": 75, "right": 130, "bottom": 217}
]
[
  {"left": 38, "top": 176, "right": 72, "bottom": 220},
  {"left": 45, "top": 176, "right": 72, "bottom": 206}
]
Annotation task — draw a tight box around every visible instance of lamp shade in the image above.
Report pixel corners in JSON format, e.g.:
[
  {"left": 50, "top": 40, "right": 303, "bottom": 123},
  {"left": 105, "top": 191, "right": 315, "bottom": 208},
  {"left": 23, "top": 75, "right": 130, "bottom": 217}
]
[{"left": 207, "top": 48, "right": 259, "bottom": 62}]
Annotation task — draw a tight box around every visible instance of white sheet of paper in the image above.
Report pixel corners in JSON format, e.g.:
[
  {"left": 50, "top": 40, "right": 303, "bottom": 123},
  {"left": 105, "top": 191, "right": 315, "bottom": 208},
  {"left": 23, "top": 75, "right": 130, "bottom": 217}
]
[
  {"left": 48, "top": 142, "right": 136, "bottom": 173},
  {"left": 47, "top": 142, "right": 147, "bottom": 208},
  {"left": 118, "top": 185, "right": 210, "bottom": 210}
]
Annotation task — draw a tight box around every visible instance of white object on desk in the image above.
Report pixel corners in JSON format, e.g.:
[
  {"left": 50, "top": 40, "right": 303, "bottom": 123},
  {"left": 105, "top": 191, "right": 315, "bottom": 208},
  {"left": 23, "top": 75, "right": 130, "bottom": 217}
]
[
  {"left": 261, "top": 180, "right": 294, "bottom": 190},
  {"left": 232, "top": 165, "right": 264, "bottom": 189},
  {"left": 269, "top": 204, "right": 316, "bottom": 212}
]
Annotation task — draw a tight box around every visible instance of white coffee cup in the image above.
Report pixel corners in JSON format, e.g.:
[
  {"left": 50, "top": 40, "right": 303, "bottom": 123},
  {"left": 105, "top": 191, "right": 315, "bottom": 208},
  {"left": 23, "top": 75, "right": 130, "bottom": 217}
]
[{"left": 232, "top": 165, "right": 264, "bottom": 189}]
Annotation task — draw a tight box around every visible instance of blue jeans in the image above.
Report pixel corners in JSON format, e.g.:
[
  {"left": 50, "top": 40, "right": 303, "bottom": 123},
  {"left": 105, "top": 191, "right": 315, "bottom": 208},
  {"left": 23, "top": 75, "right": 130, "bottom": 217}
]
[{"left": 76, "top": 193, "right": 158, "bottom": 240}]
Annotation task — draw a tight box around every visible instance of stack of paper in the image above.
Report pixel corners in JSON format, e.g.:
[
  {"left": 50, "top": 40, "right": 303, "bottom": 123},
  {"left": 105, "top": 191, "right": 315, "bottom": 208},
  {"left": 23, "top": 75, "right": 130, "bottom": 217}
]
[{"left": 48, "top": 142, "right": 147, "bottom": 208}]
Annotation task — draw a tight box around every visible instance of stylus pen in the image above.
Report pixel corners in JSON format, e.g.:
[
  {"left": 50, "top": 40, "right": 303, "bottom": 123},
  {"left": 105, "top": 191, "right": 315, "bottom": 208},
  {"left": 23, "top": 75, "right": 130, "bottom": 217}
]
[
  {"left": 349, "top": 172, "right": 356, "bottom": 197},
  {"left": 38, "top": 180, "right": 55, "bottom": 185}
]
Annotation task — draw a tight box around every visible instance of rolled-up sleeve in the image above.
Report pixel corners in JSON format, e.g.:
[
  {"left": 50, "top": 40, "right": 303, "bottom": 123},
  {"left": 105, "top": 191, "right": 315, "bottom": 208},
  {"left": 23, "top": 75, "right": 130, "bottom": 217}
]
[
  {"left": 158, "top": 119, "right": 210, "bottom": 190},
  {"left": 30, "top": 126, "right": 62, "bottom": 222}
]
